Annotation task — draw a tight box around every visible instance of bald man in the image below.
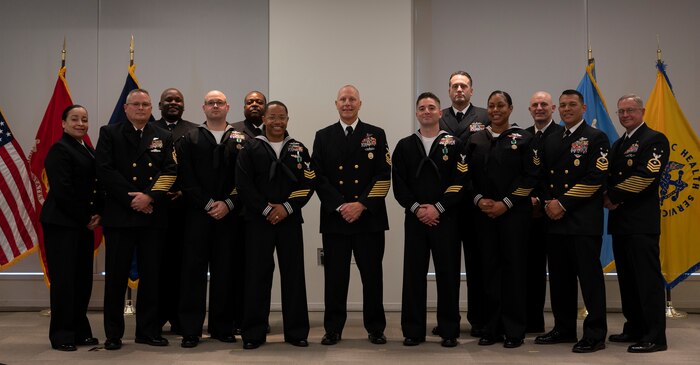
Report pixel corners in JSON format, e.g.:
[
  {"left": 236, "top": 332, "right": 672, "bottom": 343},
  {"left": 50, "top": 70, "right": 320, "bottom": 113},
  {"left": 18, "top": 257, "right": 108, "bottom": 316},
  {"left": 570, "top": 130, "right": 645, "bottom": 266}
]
[{"left": 313, "top": 85, "right": 391, "bottom": 346}]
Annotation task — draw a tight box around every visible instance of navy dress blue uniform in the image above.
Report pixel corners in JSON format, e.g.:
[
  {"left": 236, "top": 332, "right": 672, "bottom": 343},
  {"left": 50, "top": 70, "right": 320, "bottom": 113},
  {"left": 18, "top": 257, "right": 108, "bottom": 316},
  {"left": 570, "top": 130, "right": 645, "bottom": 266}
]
[
  {"left": 607, "top": 123, "right": 669, "bottom": 346},
  {"left": 439, "top": 106, "right": 489, "bottom": 334},
  {"left": 177, "top": 125, "right": 246, "bottom": 339},
  {"left": 463, "top": 126, "right": 540, "bottom": 341},
  {"left": 524, "top": 122, "right": 563, "bottom": 333},
  {"left": 152, "top": 117, "right": 197, "bottom": 332},
  {"left": 95, "top": 121, "right": 177, "bottom": 341},
  {"left": 40, "top": 133, "right": 103, "bottom": 348},
  {"left": 229, "top": 118, "right": 263, "bottom": 331},
  {"left": 392, "top": 132, "right": 467, "bottom": 341},
  {"left": 236, "top": 135, "right": 315, "bottom": 344},
  {"left": 313, "top": 120, "right": 391, "bottom": 336},
  {"left": 539, "top": 121, "right": 609, "bottom": 342}
]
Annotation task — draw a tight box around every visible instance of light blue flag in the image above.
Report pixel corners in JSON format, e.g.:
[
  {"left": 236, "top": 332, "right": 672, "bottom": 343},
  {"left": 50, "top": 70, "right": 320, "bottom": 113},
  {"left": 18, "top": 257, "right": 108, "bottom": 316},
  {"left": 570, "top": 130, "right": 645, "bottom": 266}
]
[{"left": 576, "top": 61, "right": 619, "bottom": 272}]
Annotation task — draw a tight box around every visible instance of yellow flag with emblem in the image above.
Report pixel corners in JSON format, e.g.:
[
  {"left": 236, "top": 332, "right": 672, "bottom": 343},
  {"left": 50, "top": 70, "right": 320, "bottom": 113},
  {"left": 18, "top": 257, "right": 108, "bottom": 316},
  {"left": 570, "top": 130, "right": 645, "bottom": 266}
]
[{"left": 645, "top": 61, "right": 700, "bottom": 289}]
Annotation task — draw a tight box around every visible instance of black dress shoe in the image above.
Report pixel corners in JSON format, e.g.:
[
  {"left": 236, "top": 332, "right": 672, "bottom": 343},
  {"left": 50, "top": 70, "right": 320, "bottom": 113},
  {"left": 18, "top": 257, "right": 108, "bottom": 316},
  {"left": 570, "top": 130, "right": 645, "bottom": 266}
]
[
  {"left": 478, "top": 335, "right": 504, "bottom": 346},
  {"left": 211, "top": 333, "right": 237, "bottom": 343},
  {"left": 53, "top": 344, "right": 77, "bottom": 352},
  {"left": 534, "top": 330, "right": 578, "bottom": 344},
  {"left": 403, "top": 337, "right": 424, "bottom": 346},
  {"left": 321, "top": 332, "right": 341, "bottom": 345},
  {"left": 368, "top": 331, "right": 387, "bottom": 344},
  {"left": 181, "top": 336, "right": 199, "bottom": 348},
  {"left": 608, "top": 333, "right": 640, "bottom": 343},
  {"left": 504, "top": 337, "right": 524, "bottom": 348},
  {"left": 135, "top": 336, "right": 169, "bottom": 346},
  {"left": 104, "top": 338, "right": 122, "bottom": 350},
  {"left": 431, "top": 326, "right": 440, "bottom": 336},
  {"left": 628, "top": 341, "right": 667, "bottom": 353},
  {"left": 76, "top": 337, "right": 99, "bottom": 346},
  {"left": 243, "top": 341, "right": 262, "bottom": 350},
  {"left": 233, "top": 328, "right": 242, "bottom": 336},
  {"left": 572, "top": 338, "right": 605, "bottom": 353},
  {"left": 286, "top": 339, "right": 309, "bottom": 347},
  {"left": 441, "top": 338, "right": 458, "bottom": 348}
]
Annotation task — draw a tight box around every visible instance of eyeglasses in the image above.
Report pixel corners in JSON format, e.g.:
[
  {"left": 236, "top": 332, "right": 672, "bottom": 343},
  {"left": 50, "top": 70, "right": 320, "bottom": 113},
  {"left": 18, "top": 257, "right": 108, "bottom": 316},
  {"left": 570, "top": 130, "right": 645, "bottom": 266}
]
[
  {"left": 127, "top": 102, "right": 152, "bottom": 108},
  {"left": 616, "top": 108, "right": 641, "bottom": 115},
  {"left": 205, "top": 100, "right": 227, "bottom": 107}
]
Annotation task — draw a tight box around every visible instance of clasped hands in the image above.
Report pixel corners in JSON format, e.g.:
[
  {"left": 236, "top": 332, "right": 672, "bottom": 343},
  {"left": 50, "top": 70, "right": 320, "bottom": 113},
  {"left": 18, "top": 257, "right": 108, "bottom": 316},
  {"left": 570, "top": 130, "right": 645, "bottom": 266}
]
[{"left": 478, "top": 198, "right": 507, "bottom": 219}]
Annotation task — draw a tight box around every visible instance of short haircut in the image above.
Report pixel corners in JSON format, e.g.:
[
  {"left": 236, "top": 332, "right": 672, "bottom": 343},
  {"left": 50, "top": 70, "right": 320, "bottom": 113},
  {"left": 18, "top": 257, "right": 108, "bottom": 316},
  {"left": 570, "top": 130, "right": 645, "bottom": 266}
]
[
  {"left": 618, "top": 93, "right": 644, "bottom": 107},
  {"left": 561, "top": 89, "right": 584, "bottom": 104},
  {"left": 126, "top": 88, "right": 150, "bottom": 103},
  {"left": 416, "top": 92, "right": 441, "bottom": 107},
  {"left": 449, "top": 71, "right": 473, "bottom": 87},
  {"left": 488, "top": 90, "right": 512, "bottom": 106},
  {"left": 61, "top": 104, "right": 86, "bottom": 121},
  {"left": 245, "top": 90, "right": 267, "bottom": 104},
  {"left": 266, "top": 100, "right": 288, "bottom": 114}
]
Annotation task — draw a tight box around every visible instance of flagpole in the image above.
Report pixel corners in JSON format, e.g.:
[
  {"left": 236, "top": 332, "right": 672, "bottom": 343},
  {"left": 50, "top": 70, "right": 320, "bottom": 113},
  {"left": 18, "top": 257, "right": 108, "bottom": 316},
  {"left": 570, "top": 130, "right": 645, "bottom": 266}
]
[{"left": 124, "top": 34, "right": 137, "bottom": 317}]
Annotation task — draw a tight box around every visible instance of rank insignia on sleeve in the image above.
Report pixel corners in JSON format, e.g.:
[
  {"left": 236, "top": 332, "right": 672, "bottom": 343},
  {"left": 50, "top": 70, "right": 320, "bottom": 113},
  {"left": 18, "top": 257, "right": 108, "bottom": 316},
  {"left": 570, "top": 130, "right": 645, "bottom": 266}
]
[
  {"left": 172, "top": 149, "right": 178, "bottom": 164},
  {"left": 647, "top": 153, "right": 662, "bottom": 173},
  {"left": 385, "top": 151, "right": 392, "bottom": 166},
  {"left": 532, "top": 149, "right": 541, "bottom": 166},
  {"left": 596, "top": 151, "right": 609, "bottom": 171}
]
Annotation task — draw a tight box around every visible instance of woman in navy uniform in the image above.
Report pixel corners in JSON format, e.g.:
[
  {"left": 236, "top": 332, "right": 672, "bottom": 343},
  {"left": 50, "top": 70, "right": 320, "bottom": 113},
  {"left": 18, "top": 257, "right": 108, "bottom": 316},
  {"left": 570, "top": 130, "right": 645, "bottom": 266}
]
[
  {"left": 40, "top": 105, "right": 103, "bottom": 351},
  {"left": 463, "top": 91, "right": 540, "bottom": 348},
  {"left": 236, "top": 101, "right": 315, "bottom": 349}
]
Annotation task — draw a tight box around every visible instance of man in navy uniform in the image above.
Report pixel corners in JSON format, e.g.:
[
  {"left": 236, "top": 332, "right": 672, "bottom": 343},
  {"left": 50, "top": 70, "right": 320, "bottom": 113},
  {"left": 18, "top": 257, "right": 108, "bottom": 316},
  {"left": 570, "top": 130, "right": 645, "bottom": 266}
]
[
  {"left": 437, "top": 71, "right": 489, "bottom": 338},
  {"left": 605, "top": 94, "right": 668, "bottom": 353},
  {"left": 96, "top": 88, "right": 177, "bottom": 350},
  {"left": 524, "top": 91, "right": 562, "bottom": 333},
  {"left": 152, "top": 87, "right": 196, "bottom": 334},
  {"left": 535, "top": 89, "right": 609, "bottom": 353},
  {"left": 178, "top": 90, "right": 246, "bottom": 348},
  {"left": 313, "top": 85, "right": 391, "bottom": 345},
  {"left": 231, "top": 90, "right": 266, "bottom": 139},
  {"left": 393, "top": 92, "right": 467, "bottom": 347}
]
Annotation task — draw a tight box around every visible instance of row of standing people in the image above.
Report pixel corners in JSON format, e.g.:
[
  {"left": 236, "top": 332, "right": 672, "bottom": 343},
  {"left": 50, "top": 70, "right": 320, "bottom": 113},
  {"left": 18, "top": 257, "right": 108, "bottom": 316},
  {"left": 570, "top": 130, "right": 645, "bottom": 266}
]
[{"left": 40, "top": 72, "right": 667, "bottom": 354}]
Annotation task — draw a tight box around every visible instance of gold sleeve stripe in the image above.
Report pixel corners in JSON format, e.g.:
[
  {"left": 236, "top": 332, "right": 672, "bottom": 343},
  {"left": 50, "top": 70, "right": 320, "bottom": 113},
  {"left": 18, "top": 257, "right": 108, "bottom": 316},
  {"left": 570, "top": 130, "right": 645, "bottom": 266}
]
[
  {"left": 288, "top": 189, "right": 311, "bottom": 199},
  {"left": 304, "top": 171, "right": 316, "bottom": 179},
  {"left": 444, "top": 185, "right": 463, "bottom": 193},
  {"left": 457, "top": 162, "right": 468, "bottom": 173},
  {"left": 564, "top": 184, "right": 601, "bottom": 197},
  {"left": 512, "top": 187, "right": 534, "bottom": 197},
  {"left": 616, "top": 176, "right": 655, "bottom": 192}
]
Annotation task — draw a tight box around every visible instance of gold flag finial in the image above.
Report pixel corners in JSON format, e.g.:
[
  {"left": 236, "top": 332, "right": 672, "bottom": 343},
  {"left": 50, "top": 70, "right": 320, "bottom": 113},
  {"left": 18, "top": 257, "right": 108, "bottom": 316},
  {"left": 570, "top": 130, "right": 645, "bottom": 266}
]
[
  {"left": 656, "top": 34, "right": 662, "bottom": 62},
  {"left": 130, "top": 35, "right": 135, "bottom": 66},
  {"left": 61, "top": 36, "right": 66, "bottom": 68},
  {"left": 587, "top": 47, "right": 594, "bottom": 65}
]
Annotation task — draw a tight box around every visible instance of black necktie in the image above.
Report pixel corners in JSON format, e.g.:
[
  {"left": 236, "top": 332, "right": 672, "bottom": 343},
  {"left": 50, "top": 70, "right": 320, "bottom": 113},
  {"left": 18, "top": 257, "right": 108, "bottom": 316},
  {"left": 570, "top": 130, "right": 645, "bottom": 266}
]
[
  {"left": 166, "top": 123, "right": 175, "bottom": 132},
  {"left": 137, "top": 129, "right": 143, "bottom": 140},
  {"left": 455, "top": 111, "right": 464, "bottom": 121},
  {"left": 345, "top": 126, "right": 353, "bottom": 138},
  {"left": 536, "top": 130, "right": 543, "bottom": 138},
  {"left": 563, "top": 129, "right": 571, "bottom": 139}
]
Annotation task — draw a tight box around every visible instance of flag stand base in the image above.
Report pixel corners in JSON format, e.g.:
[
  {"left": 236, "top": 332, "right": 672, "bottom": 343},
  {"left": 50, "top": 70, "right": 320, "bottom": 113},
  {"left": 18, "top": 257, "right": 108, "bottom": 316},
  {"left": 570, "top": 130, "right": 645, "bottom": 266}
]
[
  {"left": 39, "top": 309, "right": 51, "bottom": 317},
  {"left": 577, "top": 306, "right": 588, "bottom": 320},
  {"left": 666, "top": 301, "right": 687, "bottom": 319},
  {"left": 124, "top": 300, "right": 136, "bottom": 316}
]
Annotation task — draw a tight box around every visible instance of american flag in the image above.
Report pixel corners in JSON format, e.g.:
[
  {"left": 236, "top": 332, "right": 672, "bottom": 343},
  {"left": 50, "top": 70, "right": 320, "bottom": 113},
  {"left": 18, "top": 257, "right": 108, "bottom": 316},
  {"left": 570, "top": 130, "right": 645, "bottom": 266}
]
[{"left": 0, "top": 108, "right": 40, "bottom": 269}]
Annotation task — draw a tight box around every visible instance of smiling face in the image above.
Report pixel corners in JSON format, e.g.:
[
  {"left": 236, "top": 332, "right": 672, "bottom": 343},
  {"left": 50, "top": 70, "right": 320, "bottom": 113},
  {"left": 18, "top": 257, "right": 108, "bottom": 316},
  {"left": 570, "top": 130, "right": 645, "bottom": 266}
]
[
  {"left": 617, "top": 97, "right": 645, "bottom": 133},
  {"left": 415, "top": 96, "right": 442, "bottom": 129},
  {"left": 158, "top": 88, "right": 185, "bottom": 122},
  {"left": 559, "top": 93, "right": 586, "bottom": 128},
  {"left": 487, "top": 93, "right": 513, "bottom": 129},
  {"left": 124, "top": 91, "right": 153, "bottom": 125},
  {"left": 335, "top": 85, "right": 362, "bottom": 124},
  {"left": 528, "top": 91, "right": 555, "bottom": 125},
  {"left": 263, "top": 103, "right": 288, "bottom": 142},
  {"left": 62, "top": 106, "right": 89, "bottom": 141}
]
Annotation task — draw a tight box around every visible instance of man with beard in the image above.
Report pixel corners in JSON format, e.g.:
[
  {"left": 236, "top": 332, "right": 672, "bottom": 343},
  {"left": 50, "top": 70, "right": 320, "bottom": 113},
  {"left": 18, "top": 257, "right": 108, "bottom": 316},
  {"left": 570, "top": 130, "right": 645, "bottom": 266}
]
[
  {"left": 230, "top": 90, "right": 267, "bottom": 334},
  {"left": 152, "top": 88, "right": 197, "bottom": 334}
]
